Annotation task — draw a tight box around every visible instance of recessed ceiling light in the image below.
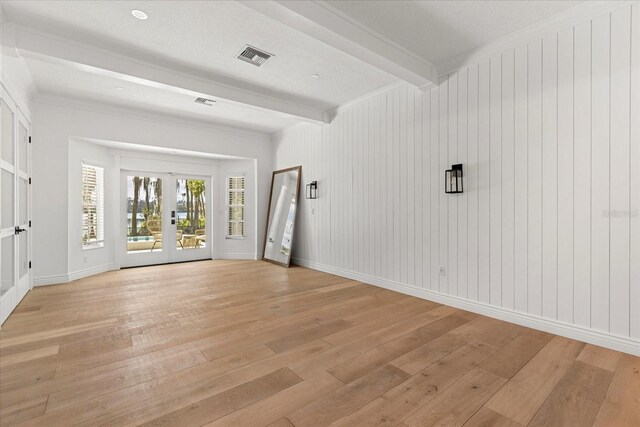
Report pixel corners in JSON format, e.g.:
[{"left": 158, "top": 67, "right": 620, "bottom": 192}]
[
  {"left": 131, "top": 9, "right": 148, "bottom": 20},
  {"left": 310, "top": 74, "right": 320, "bottom": 79},
  {"left": 116, "top": 87, "right": 124, "bottom": 90}
]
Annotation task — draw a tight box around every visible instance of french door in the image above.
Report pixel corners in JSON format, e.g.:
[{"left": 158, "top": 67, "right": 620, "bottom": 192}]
[
  {"left": 1, "top": 87, "right": 31, "bottom": 325},
  {"left": 121, "top": 171, "right": 211, "bottom": 268}
]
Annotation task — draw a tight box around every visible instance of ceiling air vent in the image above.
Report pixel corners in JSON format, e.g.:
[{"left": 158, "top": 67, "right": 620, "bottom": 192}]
[
  {"left": 237, "top": 45, "right": 273, "bottom": 67},
  {"left": 195, "top": 97, "right": 216, "bottom": 106}
]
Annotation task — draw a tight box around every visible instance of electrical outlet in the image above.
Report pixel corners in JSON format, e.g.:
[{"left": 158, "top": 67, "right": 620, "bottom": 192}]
[{"left": 439, "top": 266, "right": 446, "bottom": 276}]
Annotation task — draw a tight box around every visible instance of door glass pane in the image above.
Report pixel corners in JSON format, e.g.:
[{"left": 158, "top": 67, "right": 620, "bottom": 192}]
[
  {"left": 18, "top": 121, "right": 28, "bottom": 172},
  {"left": 1, "top": 169, "right": 13, "bottom": 229},
  {"left": 1, "top": 99, "right": 14, "bottom": 164},
  {"left": 127, "top": 176, "right": 162, "bottom": 253},
  {"left": 176, "top": 179, "right": 206, "bottom": 250},
  {"left": 1, "top": 236, "right": 14, "bottom": 296},
  {"left": 19, "top": 231, "right": 28, "bottom": 279},
  {"left": 19, "top": 177, "right": 28, "bottom": 225}
]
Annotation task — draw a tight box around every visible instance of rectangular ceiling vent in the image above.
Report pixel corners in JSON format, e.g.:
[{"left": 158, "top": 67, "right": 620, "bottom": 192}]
[
  {"left": 195, "top": 97, "right": 216, "bottom": 106},
  {"left": 237, "top": 45, "right": 273, "bottom": 67}
]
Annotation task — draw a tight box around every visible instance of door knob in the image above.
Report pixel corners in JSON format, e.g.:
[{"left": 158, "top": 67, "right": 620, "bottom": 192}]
[{"left": 14, "top": 226, "right": 26, "bottom": 234}]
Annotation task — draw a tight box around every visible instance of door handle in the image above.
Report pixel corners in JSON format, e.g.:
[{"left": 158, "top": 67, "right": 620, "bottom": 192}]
[{"left": 14, "top": 226, "right": 26, "bottom": 234}]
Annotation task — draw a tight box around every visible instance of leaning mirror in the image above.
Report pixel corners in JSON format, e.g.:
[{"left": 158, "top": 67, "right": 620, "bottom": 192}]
[{"left": 263, "top": 166, "right": 302, "bottom": 267}]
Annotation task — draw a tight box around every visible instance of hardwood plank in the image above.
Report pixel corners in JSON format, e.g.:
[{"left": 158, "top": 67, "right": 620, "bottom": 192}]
[
  {"left": 204, "top": 371, "right": 343, "bottom": 427},
  {"left": 329, "top": 312, "right": 470, "bottom": 383},
  {"left": 401, "top": 367, "right": 507, "bottom": 426},
  {"left": 23, "top": 339, "right": 331, "bottom": 426},
  {"left": 0, "top": 355, "right": 58, "bottom": 393},
  {"left": 290, "top": 307, "right": 463, "bottom": 381},
  {"left": 12, "top": 305, "right": 41, "bottom": 314},
  {"left": 333, "top": 340, "right": 498, "bottom": 426},
  {"left": 450, "top": 316, "right": 524, "bottom": 349},
  {"left": 266, "top": 418, "right": 294, "bottom": 427},
  {"left": 0, "top": 318, "right": 118, "bottom": 348},
  {"left": 45, "top": 346, "right": 210, "bottom": 412},
  {"left": 88, "top": 340, "right": 332, "bottom": 426},
  {"left": 0, "top": 345, "right": 59, "bottom": 368},
  {"left": 576, "top": 344, "right": 623, "bottom": 372},
  {"left": 593, "top": 354, "right": 640, "bottom": 427},
  {"left": 0, "top": 344, "right": 211, "bottom": 411},
  {"left": 485, "top": 336, "right": 585, "bottom": 425},
  {"left": 478, "top": 328, "right": 553, "bottom": 379},
  {"left": 463, "top": 407, "right": 522, "bottom": 427},
  {"left": 0, "top": 261, "right": 636, "bottom": 427},
  {"left": 0, "top": 395, "right": 48, "bottom": 426},
  {"left": 528, "top": 361, "right": 613, "bottom": 427},
  {"left": 140, "top": 367, "right": 301, "bottom": 426},
  {"left": 265, "top": 319, "right": 351, "bottom": 353},
  {"left": 288, "top": 364, "right": 410, "bottom": 426},
  {"left": 390, "top": 330, "right": 473, "bottom": 375},
  {"left": 323, "top": 299, "right": 438, "bottom": 347}
]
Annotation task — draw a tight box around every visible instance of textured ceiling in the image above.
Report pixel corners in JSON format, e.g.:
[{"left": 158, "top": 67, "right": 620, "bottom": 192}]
[
  {"left": 2, "top": 0, "right": 587, "bottom": 134},
  {"left": 25, "top": 58, "right": 300, "bottom": 134},
  {"left": 325, "top": 0, "right": 584, "bottom": 67},
  {"left": 2, "top": 0, "right": 397, "bottom": 110}
]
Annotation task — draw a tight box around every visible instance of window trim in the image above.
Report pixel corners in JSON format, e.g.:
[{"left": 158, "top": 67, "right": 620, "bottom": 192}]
[
  {"left": 225, "top": 174, "right": 245, "bottom": 240},
  {"left": 82, "top": 161, "right": 105, "bottom": 250}
]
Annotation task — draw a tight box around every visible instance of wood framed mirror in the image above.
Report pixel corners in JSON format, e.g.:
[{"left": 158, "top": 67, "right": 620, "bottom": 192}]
[{"left": 262, "top": 166, "right": 302, "bottom": 267}]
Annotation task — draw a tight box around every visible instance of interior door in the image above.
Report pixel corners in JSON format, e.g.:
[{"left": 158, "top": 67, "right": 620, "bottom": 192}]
[
  {"left": 121, "top": 172, "right": 211, "bottom": 268},
  {"left": 16, "top": 110, "right": 30, "bottom": 301},
  {"left": 1, "top": 87, "right": 31, "bottom": 325}
]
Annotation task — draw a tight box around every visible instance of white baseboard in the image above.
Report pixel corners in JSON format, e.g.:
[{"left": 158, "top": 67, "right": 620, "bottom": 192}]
[
  {"left": 68, "top": 264, "right": 116, "bottom": 282},
  {"left": 292, "top": 257, "right": 640, "bottom": 356},
  {"left": 33, "top": 274, "right": 70, "bottom": 287},
  {"left": 217, "top": 253, "right": 258, "bottom": 260},
  {"left": 34, "top": 264, "right": 116, "bottom": 286}
]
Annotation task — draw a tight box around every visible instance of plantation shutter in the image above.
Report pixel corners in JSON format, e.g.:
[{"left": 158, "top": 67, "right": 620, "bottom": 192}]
[
  {"left": 82, "top": 163, "right": 104, "bottom": 247},
  {"left": 227, "top": 176, "right": 245, "bottom": 238}
]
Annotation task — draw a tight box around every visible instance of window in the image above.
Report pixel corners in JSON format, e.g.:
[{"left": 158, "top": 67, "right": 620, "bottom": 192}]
[
  {"left": 82, "top": 163, "right": 104, "bottom": 248},
  {"left": 226, "top": 176, "right": 245, "bottom": 238}
]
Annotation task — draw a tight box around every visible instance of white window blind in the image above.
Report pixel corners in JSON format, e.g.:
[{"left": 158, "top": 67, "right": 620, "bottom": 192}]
[
  {"left": 82, "top": 163, "right": 104, "bottom": 248},
  {"left": 226, "top": 176, "right": 245, "bottom": 238}
]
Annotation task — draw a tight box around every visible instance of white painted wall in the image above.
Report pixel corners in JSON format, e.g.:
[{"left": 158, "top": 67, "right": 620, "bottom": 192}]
[
  {"left": 1, "top": 6, "right": 4, "bottom": 73},
  {"left": 1, "top": 21, "right": 35, "bottom": 117},
  {"left": 219, "top": 159, "right": 259, "bottom": 259},
  {"left": 274, "top": 3, "right": 640, "bottom": 354},
  {"left": 64, "top": 142, "right": 257, "bottom": 279},
  {"left": 67, "top": 139, "right": 113, "bottom": 277},
  {"left": 32, "top": 96, "right": 272, "bottom": 284}
]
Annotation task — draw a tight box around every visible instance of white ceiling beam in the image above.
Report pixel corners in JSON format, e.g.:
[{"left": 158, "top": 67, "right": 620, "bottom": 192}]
[
  {"left": 241, "top": 0, "right": 436, "bottom": 89},
  {"left": 14, "top": 26, "right": 328, "bottom": 124}
]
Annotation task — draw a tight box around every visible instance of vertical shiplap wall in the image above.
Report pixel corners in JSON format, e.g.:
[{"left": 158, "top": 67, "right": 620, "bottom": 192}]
[{"left": 274, "top": 4, "right": 640, "bottom": 343}]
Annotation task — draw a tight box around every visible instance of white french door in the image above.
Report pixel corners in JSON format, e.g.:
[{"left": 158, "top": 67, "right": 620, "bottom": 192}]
[
  {"left": 120, "top": 171, "right": 211, "bottom": 268},
  {"left": 1, "top": 86, "right": 31, "bottom": 325}
]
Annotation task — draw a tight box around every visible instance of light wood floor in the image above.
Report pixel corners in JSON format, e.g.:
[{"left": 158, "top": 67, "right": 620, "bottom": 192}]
[{"left": 0, "top": 261, "right": 638, "bottom": 426}]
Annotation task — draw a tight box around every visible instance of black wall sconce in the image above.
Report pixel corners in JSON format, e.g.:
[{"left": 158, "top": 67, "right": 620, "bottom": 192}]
[
  {"left": 306, "top": 181, "right": 318, "bottom": 199},
  {"left": 445, "top": 164, "right": 463, "bottom": 194}
]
